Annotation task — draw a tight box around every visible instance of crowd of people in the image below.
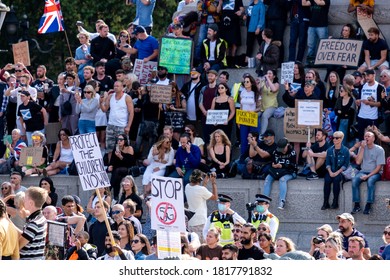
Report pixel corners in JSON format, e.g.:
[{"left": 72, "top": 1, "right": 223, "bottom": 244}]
[{"left": 0, "top": 0, "right": 390, "bottom": 260}]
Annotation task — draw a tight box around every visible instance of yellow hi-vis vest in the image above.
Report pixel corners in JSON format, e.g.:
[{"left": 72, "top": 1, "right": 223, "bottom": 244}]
[{"left": 209, "top": 210, "right": 234, "bottom": 245}]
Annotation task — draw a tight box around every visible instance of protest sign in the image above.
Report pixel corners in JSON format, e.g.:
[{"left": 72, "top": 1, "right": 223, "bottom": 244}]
[
  {"left": 296, "top": 100, "right": 323, "bottom": 128},
  {"left": 69, "top": 132, "right": 110, "bottom": 191},
  {"left": 206, "top": 110, "right": 229, "bottom": 125},
  {"left": 357, "top": 7, "right": 384, "bottom": 39},
  {"left": 132, "top": 59, "right": 158, "bottom": 85},
  {"left": 284, "top": 108, "right": 315, "bottom": 143},
  {"left": 314, "top": 39, "right": 363, "bottom": 67},
  {"left": 45, "top": 220, "right": 67, "bottom": 260},
  {"left": 281, "top": 61, "right": 294, "bottom": 84},
  {"left": 157, "top": 230, "right": 181, "bottom": 259},
  {"left": 19, "top": 147, "right": 44, "bottom": 166},
  {"left": 12, "top": 41, "right": 31, "bottom": 66},
  {"left": 150, "top": 84, "right": 172, "bottom": 104},
  {"left": 45, "top": 122, "right": 62, "bottom": 144},
  {"left": 159, "top": 37, "right": 193, "bottom": 75},
  {"left": 150, "top": 175, "right": 186, "bottom": 232},
  {"left": 235, "top": 109, "right": 258, "bottom": 127}
]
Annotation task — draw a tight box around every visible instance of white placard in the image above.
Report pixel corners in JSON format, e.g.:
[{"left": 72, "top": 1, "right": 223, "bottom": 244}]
[
  {"left": 206, "top": 110, "right": 229, "bottom": 125},
  {"left": 281, "top": 61, "right": 295, "bottom": 84},
  {"left": 157, "top": 230, "right": 181, "bottom": 259},
  {"left": 297, "top": 101, "right": 322, "bottom": 127},
  {"left": 150, "top": 175, "right": 186, "bottom": 232},
  {"left": 69, "top": 132, "right": 110, "bottom": 191},
  {"left": 132, "top": 59, "right": 158, "bottom": 85}
]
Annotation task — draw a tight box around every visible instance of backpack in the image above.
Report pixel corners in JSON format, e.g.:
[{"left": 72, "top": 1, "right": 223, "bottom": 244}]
[
  {"left": 382, "top": 157, "right": 390, "bottom": 181},
  {"left": 61, "top": 94, "right": 72, "bottom": 117}
]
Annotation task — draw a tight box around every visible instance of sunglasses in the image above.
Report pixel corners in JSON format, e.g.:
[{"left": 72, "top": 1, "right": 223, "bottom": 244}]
[
  {"left": 131, "top": 239, "right": 140, "bottom": 244},
  {"left": 85, "top": 91, "right": 93, "bottom": 94},
  {"left": 258, "top": 227, "right": 268, "bottom": 231},
  {"left": 232, "top": 229, "right": 241, "bottom": 233},
  {"left": 117, "top": 138, "right": 125, "bottom": 141},
  {"left": 244, "top": 80, "right": 251, "bottom": 84},
  {"left": 333, "top": 137, "right": 342, "bottom": 140},
  {"left": 15, "top": 70, "right": 23, "bottom": 73},
  {"left": 384, "top": 231, "right": 390, "bottom": 236},
  {"left": 218, "top": 86, "right": 226, "bottom": 89},
  {"left": 1, "top": 187, "right": 9, "bottom": 190},
  {"left": 111, "top": 210, "right": 121, "bottom": 215},
  {"left": 120, "top": 35, "right": 128, "bottom": 38},
  {"left": 32, "top": 136, "right": 41, "bottom": 140}
]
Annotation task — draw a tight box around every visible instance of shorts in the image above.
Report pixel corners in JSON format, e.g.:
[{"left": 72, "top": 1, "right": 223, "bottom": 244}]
[
  {"left": 106, "top": 124, "right": 125, "bottom": 151},
  {"left": 360, "top": 59, "right": 389, "bottom": 69}
]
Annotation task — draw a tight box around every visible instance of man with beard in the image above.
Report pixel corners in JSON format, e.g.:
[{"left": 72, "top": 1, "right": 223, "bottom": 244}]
[
  {"left": 156, "top": 66, "right": 170, "bottom": 85},
  {"left": 93, "top": 62, "right": 114, "bottom": 92},
  {"left": 128, "top": 26, "right": 159, "bottom": 62},
  {"left": 336, "top": 213, "right": 371, "bottom": 259},
  {"left": 97, "top": 231, "right": 135, "bottom": 260},
  {"left": 238, "top": 223, "right": 265, "bottom": 260},
  {"left": 358, "top": 27, "right": 389, "bottom": 73},
  {"left": 221, "top": 244, "right": 238, "bottom": 260},
  {"left": 301, "top": 129, "right": 330, "bottom": 180},
  {"left": 232, "top": 223, "right": 242, "bottom": 246},
  {"left": 348, "top": 236, "right": 366, "bottom": 260},
  {"left": 31, "top": 65, "right": 54, "bottom": 108}
]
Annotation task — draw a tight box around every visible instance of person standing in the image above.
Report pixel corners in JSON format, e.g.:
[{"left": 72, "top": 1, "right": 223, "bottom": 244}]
[
  {"left": 0, "top": 199, "right": 19, "bottom": 259},
  {"left": 128, "top": 0, "right": 156, "bottom": 34},
  {"left": 255, "top": 29, "right": 280, "bottom": 77},
  {"left": 250, "top": 194, "right": 279, "bottom": 241},
  {"left": 90, "top": 24, "right": 116, "bottom": 65}
]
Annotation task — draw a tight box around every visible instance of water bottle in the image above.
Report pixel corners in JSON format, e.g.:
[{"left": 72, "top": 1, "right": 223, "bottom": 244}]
[
  {"left": 65, "top": 164, "right": 69, "bottom": 175},
  {"left": 182, "top": 165, "right": 186, "bottom": 175}
]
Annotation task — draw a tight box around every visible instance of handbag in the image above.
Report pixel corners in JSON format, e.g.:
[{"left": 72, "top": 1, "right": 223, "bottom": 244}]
[
  {"left": 342, "top": 165, "right": 359, "bottom": 181},
  {"left": 348, "top": 125, "right": 358, "bottom": 140},
  {"left": 268, "top": 167, "right": 291, "bottom": 180}
]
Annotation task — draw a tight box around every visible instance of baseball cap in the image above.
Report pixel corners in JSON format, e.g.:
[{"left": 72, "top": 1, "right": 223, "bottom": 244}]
[
  {"left": 276, "top": 138, "right": 289, "bottom": 152},
  {"left": 208, "top": 23, "right": 219, "bottom": 32},
  {"left": 132, "top": 25, "right": 146, "bottom": 35},
  {"left": 352, "top": 70, "right": 362, "bottom": 77},
  {"left": 336, "top": 213, "right": 355, "bottom": 224}
]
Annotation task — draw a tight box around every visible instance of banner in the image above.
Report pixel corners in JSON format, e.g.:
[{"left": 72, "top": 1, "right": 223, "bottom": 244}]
[
  {"left": 12, "top": 41, "right": 31, "bottom": 67},
  {"left": 314, "top": 39, "right": 363, "bottom": 67},
  {"left": 235, "top": 109, "right": 258, "bottom": 127},
  {"left": 150, "top": 175, "right": 186, "bottom": 232},
  {"left": 281, "top": 62, "right": 294, "bottom": 84},
  {"left": 296, "top": 100, "right": 323, "bottom": 128},
  {"left": 19, "top": 147, "right": 44, "bottom": 166},
  {"left": 69, "top": 132, "right": 110, "bottom": 191},
  {"left": 283, "top": 108, "right": 315, "bottom": 143},
  {"left": 159, "top": 37, "right": 193, "bottom": 75},
  {"left": 132, "top": 59, "right": 158, "bottom": 85},
  {"left": 206, "top": 110, "right": 229, "bottom": 125},
  {"left": 150, "top": 84, "right": 172, "bottom": 104}
]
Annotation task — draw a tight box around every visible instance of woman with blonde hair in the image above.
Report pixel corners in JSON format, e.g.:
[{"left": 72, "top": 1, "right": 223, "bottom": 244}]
[
  {"left": 21, "top": 131, "right": 49, "bottom": 176},
  {"left": 275, "top": 237, "right": 296, "bottom": 256},
  {"left": 208, "top": 129, "right": 232, "bottom": 178},
  {"left": 324, "top": 233, "right": 343, "bottom": 260},
  {"left": 75, "top": 84, "right": 99, "bottom": 134},
  {"left": 118, "top": 175, "right": 143, "bottom": 220},
  {"left": 3, "top": 192, "right": 29, "bottom": 230},
  {"left": 74, "top": 32, "right": 93, "bottom": 83},
  {"left": 142, "top": 135, "right": 174, "bottom": 197}
]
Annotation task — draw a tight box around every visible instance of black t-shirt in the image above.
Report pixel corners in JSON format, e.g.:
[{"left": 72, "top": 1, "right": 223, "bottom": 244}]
[
  {"left": 309, "top": 0, "right": 330, "bottom": 27},
  {"left": 31, "top": 78, "right": 54, "bottom": 108},
  {"left": 94, "top": 75, "right": 114, "bottom": 92},
  {"left": 311, "top": 141, "right": 330, "bottom": 177},
  {"left": 238, "top": 245, "right": 265, "bottom": 260},
  {"left": 252, "top": 141, "right": 277, "bottom": 163},
  {"left": 363, "top": 38, "right": 389, "bottom": 60},
  {"left": 18, "top": 101, "right": 44, "bottom": 131}
]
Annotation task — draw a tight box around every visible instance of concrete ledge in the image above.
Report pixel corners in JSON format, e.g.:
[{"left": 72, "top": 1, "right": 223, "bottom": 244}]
[{"left": 7, "top": 175, "right": 389, "bottom": 252}]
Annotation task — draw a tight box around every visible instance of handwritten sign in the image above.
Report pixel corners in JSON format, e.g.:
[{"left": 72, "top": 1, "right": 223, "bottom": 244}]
[
  {"left": 150, "top": 84, "right": 172, "bottom": 104},
  {"left": 69, "top": 132, "right": 110, "bottom": 191},
  {"left": 45, "top": 122, "right": 62, "bottom": 144},
  {"left": 235, "top": 109, "right": 258, "bottom": 127},
  {"left": 12, "top": 41, "right": 31, "bottom": 66},
  {"left": 314, "top": 39, "right": 363, "bottom": 67},
  {"left": 296, "top": 100, "right": 323, "bottom": 128},
  {"left": 132, "top": 59, "right": 158, "bottom": 85},
  {"left": 281, "top": 62, "right": 294, "bottom": 84},
  {"left": 284, "top": 108, "right": 315, "bottom": 143},
  {"left": 19, "top": 147, "right": 43, "bottom": 166},
  {"left": 206, "top": 110, "right": 229, "bottom": 125},
  {"left": 157, "top": 230, "right": 181, "bottom": 259},
  {"left": 45, "top": 220, "right": 67, "bottom": 260},
  {"left": 357, "top": 7, "right": 384, "bottom": 39},
  {"left": 159, "top": 37, "right": 193, "bottom": 75},
  {"left": 151, "top": 175, "right": 185, "bottom": 232}
]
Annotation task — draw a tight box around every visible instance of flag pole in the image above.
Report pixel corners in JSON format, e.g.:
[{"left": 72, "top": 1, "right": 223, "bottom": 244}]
[{"left": 64, "top": 30, "right": 73, "bottom": 58}]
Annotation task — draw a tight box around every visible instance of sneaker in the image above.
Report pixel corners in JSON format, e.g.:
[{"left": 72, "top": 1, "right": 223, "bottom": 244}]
[
  {"left": 306, "top": 172, "right": 319, "bottom": 180},
  {"left": 363, "top": 203, "right": 371, "bottom": 215},
  {"left": 278, "top": 200, "right": 285, "bottom": 210},
  {"left": 298, "top": 167, "right": 311, "bottom": 177},
  {"left": 351, "top": 203, "right": 361, "bottom": 214}
]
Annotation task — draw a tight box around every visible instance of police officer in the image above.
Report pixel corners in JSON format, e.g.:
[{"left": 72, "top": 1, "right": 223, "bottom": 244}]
[
  {"left": 250, "top": 194, "right": 279, "bottom": 241},
  {"left": 203, "top": 194, "right": 246, "bottom": 245}
]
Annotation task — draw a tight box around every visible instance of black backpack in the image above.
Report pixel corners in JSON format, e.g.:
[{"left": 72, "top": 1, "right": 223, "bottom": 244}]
[{"left": 61, "top": 94, "right": 72, "bottom": 117}]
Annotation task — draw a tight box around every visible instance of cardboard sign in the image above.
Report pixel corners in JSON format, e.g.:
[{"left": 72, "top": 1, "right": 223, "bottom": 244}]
[
  {"left": 296, "top": 100, "right": 323, "bottom": 128},
  {"left": 150, "top": 175, "right": 186, "bottom": 232},
  {"left": 315, "top": 39, "right": 363, "bottom": 67},
  {"left": 157, "top": 230, "right": 181, "bottom": 260},
  {"left": 235, "top": 109, "right": 258, "bottom": 127},
  {"left": 150, "top": 84, "right": 172, "bottom": 104},
  {"left": 132, "top": 59, "right": 158, "bottom": 85},
  {"left": 206, "top": 110, "right": 229, "bottom": 125},
  {"left": 284, "top": 108, "right": 315, "bottom": 143},
  {"left": 159, "top": 37, "right": 193, "bottom": 75},
  {"left": 45, "top": 220, "right": 67, "bottom": 260},
  {"left": 281, "top": 62, "right": 295, "bottom": 84},
  {"left": 12, "top": 41, "right": 31, "bottom": 67},
  {"left": 357, "top": 7, "right": 384, "bottom": 39},
  {"left": 19, "top": 147, "right": 44, "bottom": 166},
  {"left": 45, "top": 122, "right": 62, "bottom": 144},
  {"left": 69, "top": 133, "right": 110, "bottom": 191}
]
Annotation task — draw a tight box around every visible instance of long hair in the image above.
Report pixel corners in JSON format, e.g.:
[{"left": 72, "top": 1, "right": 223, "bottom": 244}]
[
  {"left": 170, "top": 81, "right": 183, "bottom": 108},
  {"left": 120, "top": 175, "right": 139, "bottom": 196},
  {"left": 117, "top": 30, "right": 130, "bottom": 46},
  {"left": 136, "top": 233, "right": 151, "bottom": 255},
  {"left": 242, "top": 74, "right": 260, "bottom": 101},
  {"left": 258, "top": 232, "right": 275, "bottom": 253},
  {"left": 119, "top": 220, "right": 135, "bottom": 245},
  {"left": 39, "top": 177, "right": 56, "bottom": 194},
  {"left": 326, "top": 71, "right": 341, "bottom": 99},
  {"left": 208, "top": 129, "right": 232, "bottom": 150},
  {"left": 217, "top": 82, "right": 231, "bottom": 96},
  {"left": 154, "top": 135, "right": 172, "bottom": 161}
]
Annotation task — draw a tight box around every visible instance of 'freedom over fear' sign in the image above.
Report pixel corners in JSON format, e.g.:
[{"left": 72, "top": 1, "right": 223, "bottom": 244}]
[{"left": 315, "top": 39, "right": 363, "bottom": 67}]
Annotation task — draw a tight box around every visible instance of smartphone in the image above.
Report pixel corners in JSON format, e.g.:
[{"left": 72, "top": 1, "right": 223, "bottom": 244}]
[{"left": 116, "top": 144, "right": 120, "bottom": 152}]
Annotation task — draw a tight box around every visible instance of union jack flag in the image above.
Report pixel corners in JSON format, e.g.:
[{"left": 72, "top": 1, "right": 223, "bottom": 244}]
[{"left": 38, "top": 0, "right": 65, "bottom": 34}]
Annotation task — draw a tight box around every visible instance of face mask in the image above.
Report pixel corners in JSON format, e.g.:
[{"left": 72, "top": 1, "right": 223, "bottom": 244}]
[
  {"left": 218, "top": 203, "right": 227, "bottom": 212},
  {"left": 256, "top": 205, "right": 265, "bottom": 213}
]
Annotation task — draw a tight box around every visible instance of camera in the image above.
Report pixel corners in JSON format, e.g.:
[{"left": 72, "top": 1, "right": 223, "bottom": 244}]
[
  {"left": 312, "top": 236, "right": 325, "bottom": 244},
  {"left": 246, "top": 202, "right": 256, "bottom": 211}
]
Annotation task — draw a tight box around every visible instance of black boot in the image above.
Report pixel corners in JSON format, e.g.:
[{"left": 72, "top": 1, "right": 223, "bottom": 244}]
[
  {"left": 351, "top": 202, "right": 361, "bottom": 214},
  {"left": 321, "top": 202, "right": 330, "bottom": 210},
  {"left": 330, "top": 201, "right": 339, "bottom": 209},
  {"left": 363, "top": 203, "right": 372, "bottom": 215}
]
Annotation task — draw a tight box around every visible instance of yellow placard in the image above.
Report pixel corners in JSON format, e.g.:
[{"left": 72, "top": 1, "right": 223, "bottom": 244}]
[
  {"left": 27, "top": 156, "right": 33, "bottom": 165},
  {"left": 235, "top": 109, "right": 258, "bottom": 127}
]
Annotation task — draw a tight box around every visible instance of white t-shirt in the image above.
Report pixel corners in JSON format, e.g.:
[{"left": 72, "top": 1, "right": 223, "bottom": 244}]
[
  {"left": 209, "top": 41, "right": 216, "bottom": 61},
  {"left": 186, "top": 82, "right": 197, "bottom": 121},
  {"left": 185, "top": 184, "right": 212, "bottom": 226},
  {"left": 240, "top": 88, "right": 257, "bottom": 111},
  {"left": 358, "top": 81, "right": 380, "bottom": 120}
]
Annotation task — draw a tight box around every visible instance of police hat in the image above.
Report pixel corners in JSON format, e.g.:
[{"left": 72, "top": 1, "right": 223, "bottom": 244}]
[
  {"left": 255, "top": 194, "right": 272, "bottom": 204},
  {"left": 217, "top": 194, "right": 232, "bottom": 203}
]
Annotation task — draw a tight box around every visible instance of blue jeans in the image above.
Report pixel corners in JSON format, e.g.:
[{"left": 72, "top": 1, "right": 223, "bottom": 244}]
[
  {"left": 239, "top": 115, "right": 261, "bottom": 154},
  {"left": 195, "top": 24, "right": 209, "bottom": 62},
  {"left": 78, "top": 120, "right": 96, "bottom": 134},
  {"left": 307, "top": 26, "right": 328, "bottom": 58},
  {"left": 288, "top": 18, "right": 309, "bottom": 62},
  {"left": 262, "top": 173, "right": 297, "bottom": 203},
  {"left": 338, "top": 118, "right": 349, "bottom": 146},
  {"left": 352, "top": 171, "right": 381, "bottom": 203},
  {"left": 324, "top": 172, "right": 343, "bottom": 204}
]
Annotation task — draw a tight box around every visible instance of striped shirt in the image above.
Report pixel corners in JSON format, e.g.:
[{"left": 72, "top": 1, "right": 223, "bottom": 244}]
[{"left": 20, "top": 210, "right": 47, "bottom": 260}]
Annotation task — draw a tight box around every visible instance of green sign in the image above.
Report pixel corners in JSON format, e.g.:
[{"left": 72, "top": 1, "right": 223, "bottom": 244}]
[{"left": 159, "top": 37, "right": 193, "bottom": 75}]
